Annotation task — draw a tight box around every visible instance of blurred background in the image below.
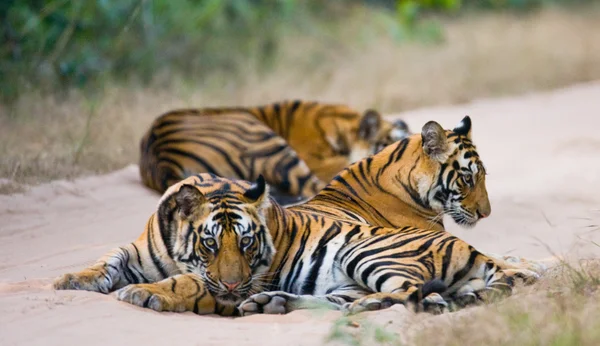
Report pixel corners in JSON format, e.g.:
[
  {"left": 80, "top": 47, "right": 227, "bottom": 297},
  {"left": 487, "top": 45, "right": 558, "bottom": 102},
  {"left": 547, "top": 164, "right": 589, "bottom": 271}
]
[{"left": 1, "top": 0, "right": 599, "bottom": 192}]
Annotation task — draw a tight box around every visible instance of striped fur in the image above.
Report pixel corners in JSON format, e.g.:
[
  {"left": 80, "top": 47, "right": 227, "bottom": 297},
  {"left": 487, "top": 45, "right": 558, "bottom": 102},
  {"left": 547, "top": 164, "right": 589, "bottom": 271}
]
[
  {"left": 54, "top": 117, "right": 545, "bottom": 316},
  {"left": 53, "top": 174, "right": 277, "bottom": 316},
  {"left": 301, "top": 116, "right": 492, "bottom": 230},
  {"left": 139, "top": 100, "right": 410, "bottom": 203},
  {"left": 54, "top": 175, "right": 539, "bottom": 317}
]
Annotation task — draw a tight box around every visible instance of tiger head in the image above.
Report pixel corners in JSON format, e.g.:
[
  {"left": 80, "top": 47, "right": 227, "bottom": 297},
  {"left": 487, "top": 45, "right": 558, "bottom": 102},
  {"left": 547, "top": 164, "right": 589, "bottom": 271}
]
[
  {"left": 420, "top": 116, "right": 491, "bottom": 227},
  {"left": 350, "top": 110, "right": 412, "bottom": 163},
  {"left": 156, "top": 174, "right": 275, "bottom": 306},
  {"left": 326, "top": 109, "right": 412, "bottom": 166}
]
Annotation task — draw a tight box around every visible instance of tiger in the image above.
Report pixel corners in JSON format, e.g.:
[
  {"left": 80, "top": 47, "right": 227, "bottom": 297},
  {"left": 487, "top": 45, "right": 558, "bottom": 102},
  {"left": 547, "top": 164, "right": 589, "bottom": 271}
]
[
  {"left": 297, "top": 115, "right": 489, "bottom": 231},
  {"left": 236, "top": 115, "right": 548, "bottom": 315},
  {"left": 53, "top": 116, "right": 543, "bottom": 317},
  {"left": 53, "top": 174, "right": 275, "bottom": 316},
  {"left": 139, "top": 100, "right": 411, "bottom": 204},
  {"left": 295, "top": 115, "right": 550, "bottom": 270}
]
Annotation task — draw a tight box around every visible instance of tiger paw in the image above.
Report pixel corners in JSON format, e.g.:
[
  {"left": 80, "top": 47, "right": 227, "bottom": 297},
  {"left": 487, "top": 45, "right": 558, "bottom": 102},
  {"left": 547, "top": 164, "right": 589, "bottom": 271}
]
[
  {"left": 422, "top": 293, "right": 448, "bottom": 314},
  {"left": 507, "top": 269, "right": 541, "bottom": 285},
  {"left": 53, "top": 272, "right": 111, "bottom": 293},
  {"left": 342, "top": 294, "right": 403, "bottom": 316},
  {"left": 501, "top": 254, "right": 558, "bottom": 275},
  {"left": 238, "top": 291, "right": 296, "bottom": 316},
  {"left": 452, "top": 278, "right": 486, "bottom": 309},
  {"left": 116, "top": 284, "right": 186, "bottom": 312}
]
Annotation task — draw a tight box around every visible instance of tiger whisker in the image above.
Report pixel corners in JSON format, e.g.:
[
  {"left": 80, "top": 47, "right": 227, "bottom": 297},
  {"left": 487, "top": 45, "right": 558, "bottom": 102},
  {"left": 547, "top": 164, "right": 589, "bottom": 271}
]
[{"left": 427, "top": 211, "right": 445, "bottom": 229}]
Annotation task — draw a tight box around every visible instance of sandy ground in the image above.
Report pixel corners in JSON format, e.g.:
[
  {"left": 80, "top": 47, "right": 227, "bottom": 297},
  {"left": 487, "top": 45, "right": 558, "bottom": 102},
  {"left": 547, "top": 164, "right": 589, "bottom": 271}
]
[{"left": 1, "top": 82, "right": 599, "bottom": 346}]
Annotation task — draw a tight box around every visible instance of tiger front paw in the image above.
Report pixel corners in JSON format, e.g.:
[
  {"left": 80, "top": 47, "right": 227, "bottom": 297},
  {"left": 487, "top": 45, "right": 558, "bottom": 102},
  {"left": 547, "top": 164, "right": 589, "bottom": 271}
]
[
  {"left": 238, "top": 291, "right": 296, "bottom": 316},
  {"left": 53, "top": 272, "right": 111, "bottom": 293},
  {"left": 342, "top": 294, "right": 403, "bottom": 316},
  {"left": 116, "top": 284, "right": 186, "bottom": 313},
  {"left": 421, "top": 292, "right": 449, "bottom": 314}
]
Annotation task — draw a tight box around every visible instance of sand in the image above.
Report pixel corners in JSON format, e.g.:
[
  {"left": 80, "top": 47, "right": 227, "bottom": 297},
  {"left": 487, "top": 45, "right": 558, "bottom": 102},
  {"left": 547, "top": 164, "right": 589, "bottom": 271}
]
[{"left": 1, "top": 82, "right": 599, "bottom": 346}]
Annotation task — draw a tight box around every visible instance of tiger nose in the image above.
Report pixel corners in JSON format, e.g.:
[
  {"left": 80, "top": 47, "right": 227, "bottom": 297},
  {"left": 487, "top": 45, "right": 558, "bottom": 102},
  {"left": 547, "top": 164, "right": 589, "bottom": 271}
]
[{"left": 222, "top": 280, "right": 241, "bottom": 292}]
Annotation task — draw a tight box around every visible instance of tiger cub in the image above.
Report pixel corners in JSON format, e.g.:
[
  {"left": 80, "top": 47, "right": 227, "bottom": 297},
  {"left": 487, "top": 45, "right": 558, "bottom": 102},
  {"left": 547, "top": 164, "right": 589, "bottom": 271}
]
[
  {"left": 53, "top": 175, "right": 275, "bottom": 316},
  {"left": 139, "top": 100, "right": 410, "bottom": 204}
]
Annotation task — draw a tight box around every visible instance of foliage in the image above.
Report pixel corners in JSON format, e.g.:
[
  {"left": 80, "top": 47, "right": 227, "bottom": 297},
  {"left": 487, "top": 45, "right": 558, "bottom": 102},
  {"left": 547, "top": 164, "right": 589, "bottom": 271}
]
[
  {"left": 1, "top": 0, "right": 317, "bottom": 101},
  {"left": 0, "top": 0, "right": 589, "bottom": 102}
]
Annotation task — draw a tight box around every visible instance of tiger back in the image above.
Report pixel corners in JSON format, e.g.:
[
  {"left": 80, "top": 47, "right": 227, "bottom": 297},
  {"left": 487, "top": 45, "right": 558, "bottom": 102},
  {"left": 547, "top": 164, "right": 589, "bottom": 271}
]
[{"left": 139, "top": 100, "right": 411, "bottom": 203}]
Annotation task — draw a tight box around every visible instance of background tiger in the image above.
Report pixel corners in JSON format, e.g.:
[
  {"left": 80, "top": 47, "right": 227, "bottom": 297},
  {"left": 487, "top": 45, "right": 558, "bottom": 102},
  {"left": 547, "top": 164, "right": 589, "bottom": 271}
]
[
  {"left": 139, "top": 100, "right": 411, "bottom": 204},
  {"left": 53, "top": 117, "right": 545, "bottom": 317}
]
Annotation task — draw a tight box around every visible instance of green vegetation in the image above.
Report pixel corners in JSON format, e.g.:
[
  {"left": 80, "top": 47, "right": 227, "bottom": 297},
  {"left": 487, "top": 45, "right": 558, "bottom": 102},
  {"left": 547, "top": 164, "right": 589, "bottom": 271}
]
[
  {"left": 323, "top": 258, "right": 600, "bottom": 346},
  {"left": 1, "top": 0, "right": 591, "bottom": 102},
  {"left": 1, "top": 1, "right": 599, "bottom": 187}
]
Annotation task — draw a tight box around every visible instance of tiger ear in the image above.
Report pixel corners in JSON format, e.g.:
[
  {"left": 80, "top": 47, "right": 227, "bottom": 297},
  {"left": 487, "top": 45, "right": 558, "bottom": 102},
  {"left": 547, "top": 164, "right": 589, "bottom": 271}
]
[
  {"left": 421, "top": 120, "right": 449, "bottom": 162},
  {"left": 453, "top": 115, "right": 472, "bottom": 139},
  {"left": 157, "top": 183, "right": 207, "bottom": 222},
  {"left": 358, "top": 109, "right": 382, "bottom": 141},
  {"left": 393, "top": 119, "right": 410, "bottom": 132},
  {"left": 244, "top": 175, "right": 270, "bottom": 208},
  {"left": 390, "top": 119, "right": 411, "bottom": 141},
  {"left": 174, "top": 185, "right": 207, "bottom": 219}
]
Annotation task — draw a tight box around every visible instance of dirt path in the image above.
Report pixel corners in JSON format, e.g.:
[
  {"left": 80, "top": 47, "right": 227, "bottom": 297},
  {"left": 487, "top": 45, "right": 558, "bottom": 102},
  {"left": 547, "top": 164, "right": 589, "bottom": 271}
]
[{"left": 1, "top": 82, "right": 599, "bottom": 345}]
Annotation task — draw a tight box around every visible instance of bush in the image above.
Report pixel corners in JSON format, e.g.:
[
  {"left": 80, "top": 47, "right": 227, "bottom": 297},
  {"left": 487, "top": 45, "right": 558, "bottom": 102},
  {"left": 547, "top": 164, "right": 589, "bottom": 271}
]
[{"left": 0, "top": 0, "right": 587, "bottom": 102}]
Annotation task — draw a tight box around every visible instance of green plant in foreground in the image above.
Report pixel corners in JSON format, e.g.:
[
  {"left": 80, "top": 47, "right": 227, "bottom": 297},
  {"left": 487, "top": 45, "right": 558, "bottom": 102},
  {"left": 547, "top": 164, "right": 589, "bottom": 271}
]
[{"left": 326, "top": 315, "right": 401, "bottom": 346}]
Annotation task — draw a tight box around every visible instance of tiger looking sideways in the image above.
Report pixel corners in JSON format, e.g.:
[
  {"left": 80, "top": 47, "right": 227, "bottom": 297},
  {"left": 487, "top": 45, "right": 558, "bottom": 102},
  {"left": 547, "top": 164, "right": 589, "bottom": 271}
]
[
  {"left": 54, "top": 116, "right": 547, "bottom": 316},
  {"left": 139, "top": 100, "right": 411, "bottom": 204}
]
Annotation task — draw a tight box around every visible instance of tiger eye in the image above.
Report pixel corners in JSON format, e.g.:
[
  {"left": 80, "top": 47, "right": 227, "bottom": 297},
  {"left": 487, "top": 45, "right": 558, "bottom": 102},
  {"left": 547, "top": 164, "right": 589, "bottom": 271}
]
[
  {"left": 463, "top": 175, "right": 473, "bottom": 185},
  {"left": 205, "top": 238, "right": 216, "bottom": 247},
  {"left": 241, "top": 237, "right": 252, "bottom": 246}
]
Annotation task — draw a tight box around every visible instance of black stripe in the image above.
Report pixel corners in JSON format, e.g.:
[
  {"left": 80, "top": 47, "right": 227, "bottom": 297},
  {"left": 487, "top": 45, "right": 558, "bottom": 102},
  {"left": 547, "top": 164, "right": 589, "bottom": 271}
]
[
  {"left": 450, "top": 247, "right": 480, "bottom": 286},
  {"left": 147, "top": 226, "right": 169, "bottom": 279},
  {"left": 440, "top": 239, "right": 455, "bottom": 282},
  {"left": 302, "top": 245, "right": 328, "bottom": 294},
  {"left": 160, "top": 148, "right": 219, "bottom": 175},
  {"left": 283, "top": 227, "right": 311, "bottom": 292}
]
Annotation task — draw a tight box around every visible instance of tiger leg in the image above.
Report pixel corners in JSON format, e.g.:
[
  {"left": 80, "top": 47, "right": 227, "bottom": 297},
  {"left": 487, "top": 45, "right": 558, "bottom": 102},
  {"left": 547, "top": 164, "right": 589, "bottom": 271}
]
[
  {"left": 452, "top": 261, "right": 540, "bottom": 309},
  {"left": 238, "top": 285, "right": 368, "bottom": 316},
  {"left": 480, "top": 252, "right": 560, "bottom": 274},
  {"left": 341, "top": 277, "right": 448, "bottom": 315},
  {"left": 338, "top": 235, "right": 451, "bottom": 315},
  {"left": 243, "top": 135, "right": 327, "bottom": 199},
  {"left": 115, "top": 273, "right": 218, "bottom": 314},
  {"left": 53, "top": 244, "right": 146, "bottom": 293},
  {"left": 479, "top": 267, "right": 539, "bottom": 302}
]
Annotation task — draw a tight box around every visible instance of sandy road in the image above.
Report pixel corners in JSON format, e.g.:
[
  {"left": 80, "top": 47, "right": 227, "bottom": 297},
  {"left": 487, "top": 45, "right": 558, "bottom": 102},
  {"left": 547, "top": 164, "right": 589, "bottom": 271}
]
[{"left": 1, "top": 82, "right": 599, "bottom": 346}]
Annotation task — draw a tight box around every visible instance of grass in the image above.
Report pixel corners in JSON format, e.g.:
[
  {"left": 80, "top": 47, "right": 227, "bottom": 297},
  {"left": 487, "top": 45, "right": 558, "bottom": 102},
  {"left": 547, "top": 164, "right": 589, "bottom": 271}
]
[
  {"left": 327, "top": 315, "right": 402, "bottom": 346},
  {"left": 1, "top": 5, "right": 600, "bottom": 191},
  {"left": 411, "top": 258, "right": 600, "bottom": 346},
  {"left": 324, "top": 258, "right": 600, "bottom": 346}
]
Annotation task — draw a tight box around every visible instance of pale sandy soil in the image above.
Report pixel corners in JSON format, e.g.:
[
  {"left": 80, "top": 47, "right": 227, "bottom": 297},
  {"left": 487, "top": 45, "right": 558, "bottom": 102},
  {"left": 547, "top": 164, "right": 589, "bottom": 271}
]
[{"left": 1, "top": 82, "right": 599, "bottom": 346}]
